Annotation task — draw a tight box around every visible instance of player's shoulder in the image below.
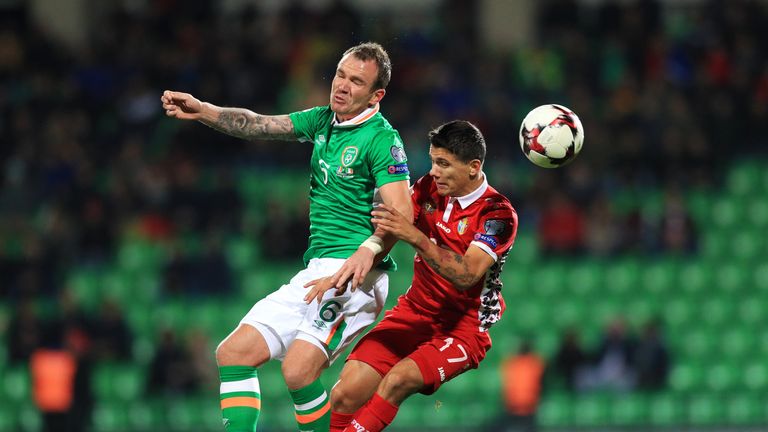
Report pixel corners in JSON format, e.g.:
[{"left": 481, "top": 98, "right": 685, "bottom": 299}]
[{"left": 479, "top": 185, "right": 517, "bottom": 219}]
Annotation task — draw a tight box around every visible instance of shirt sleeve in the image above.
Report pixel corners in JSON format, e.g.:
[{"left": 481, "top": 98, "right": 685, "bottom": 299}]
[
  {"left": 368, "top": 130, "right": 410, "bottom": 187},
  {"left": 288, "top": 106, "right": 332, "bottom": 143},
  {"left": 470, "top": 201, "right": 518, "bottom": 262}
]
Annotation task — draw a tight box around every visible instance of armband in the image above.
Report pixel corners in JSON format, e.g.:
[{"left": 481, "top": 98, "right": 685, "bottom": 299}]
[{"left": 360, "top": 235, "right": 384, "bottom": 255}]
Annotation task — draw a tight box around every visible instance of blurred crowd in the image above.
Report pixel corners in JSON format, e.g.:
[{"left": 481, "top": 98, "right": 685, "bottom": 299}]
[
  {"left": 1, "top": 0, "right": 766, "bottom": 425},
  {"left": 3, "top": 0, "right": 768, "bottom": 298}
]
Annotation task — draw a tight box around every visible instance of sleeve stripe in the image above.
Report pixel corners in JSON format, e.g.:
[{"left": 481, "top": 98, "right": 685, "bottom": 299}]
[{"left": 470, "top": 241, "right": 497, "bottom": 262}]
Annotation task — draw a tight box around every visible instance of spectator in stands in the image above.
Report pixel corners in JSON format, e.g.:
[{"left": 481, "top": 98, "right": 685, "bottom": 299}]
[
  {"left": 146, "top": 328, "right": 196, "bottom": 395},
  {"left": 551, "top": 328, "right": 588, "bottom": 392},
  {"left": 587, "top": 318, "right": 638, "bottom": 392},
  {"left": 490, "top": 339, "right": 546, "bottom": 432},
  {"left": 90, "top": 299, "right": 133, "bottom": 361},
  {"left": 6, "top": 298, "right": 44, "bottom": 364},
  {"left": 634, "top": 319, "right": 670, "bottom": 391},
  {"left": 538, "top": 190, "right": 586, "bottom": 256}
]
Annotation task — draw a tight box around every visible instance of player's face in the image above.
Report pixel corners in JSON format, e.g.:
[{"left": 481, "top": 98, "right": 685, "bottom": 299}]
[
  {"left": 428, "top": 145, "right": 480, "bottom": 197},
  {"left": 330, "top": 54, "right": 385, "bottom": 121}
]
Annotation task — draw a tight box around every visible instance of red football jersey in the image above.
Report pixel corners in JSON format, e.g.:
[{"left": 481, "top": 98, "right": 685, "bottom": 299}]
[{"left": 402, "top": 174, "right": 518, "bottom": 332}]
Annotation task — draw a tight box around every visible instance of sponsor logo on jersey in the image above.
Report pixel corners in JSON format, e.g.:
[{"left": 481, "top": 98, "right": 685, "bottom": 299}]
[
  {"left": 335, "top": 166, "right": 354, "bottom": 178},
  {"left": 438, "top": 367, "right": 446, "bottom": 382},
  {"left": 436, "top": 221, "right": 451, "bottom": 233},
  {"left": 484, "top": 219, "right": 506, "bottom": 236},
  {"left": 341, "top": 146, "right": 359, "bottom": 167},
  {"left": 457, "top": 217, "right": 469, "bottom": 235},
  {"left": 387, "top": 163, "right": 409, "bottom": 175},
  {"left": 390, "top": 143, "right": 407, "bottom": 163},
  {"left": 474, "top": 233, "right": 498, "bottom": 248},
  {"left": 350, "top": 420, "right": 369, "bottom": 432}
]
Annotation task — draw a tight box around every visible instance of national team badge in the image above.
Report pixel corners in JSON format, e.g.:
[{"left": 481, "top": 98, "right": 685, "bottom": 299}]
[
  {"left": 423, "top": 200, "right": 436, "bottom": 214},
  {"left": 457, "top": 217, "right": 469, "bottom": 235},
  {"left": 317, "top": 134, "right": 326, "bottom": 145},
  {"left": 341, "top": 146, "right": 359, "bottom": 167}
]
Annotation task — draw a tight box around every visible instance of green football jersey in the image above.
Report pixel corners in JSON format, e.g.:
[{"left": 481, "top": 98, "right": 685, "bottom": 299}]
[{"left": 289, "top": 105, "right": 410, "bottom": 271}]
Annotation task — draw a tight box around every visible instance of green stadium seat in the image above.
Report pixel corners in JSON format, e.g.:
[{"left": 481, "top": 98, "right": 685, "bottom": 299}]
[
  {"left": 16, "top": 403, "right": 41, "bottom": 432},
  {"left": 640, "top": 260, "right": 677, "bottom": 297},
  {"left": 699, "top": 298, "right": 734, "bottom": 327},
  {"left": 92, "top": 363, "right": 144, "bottom": 402},
  {"left": 710, "top": 197, "right": 742, "bottom": 230},
  {"left": 685, "top": 190, "right": 712, "bottom": 225},
  {"left": 648, "top": 393, "right": 685, "bottom": 426},
  {"left": 737, "top": 296, "right": 765, "bottom": 326},
  {"left": 0, "top": 404, "right": 16, "bottom": 431},
  {"left": 704, "top": 362, "right": 740, "bottom": 392},
  {"left": 669, "top": 362, "right": 704, "bottom": 393},
  {"left": 726, "top": 161, "right": 762, "bottom": 196},
  {"left": 746, "top": 198, "right": 768, "bottom": 227},
  {"left": 687, "top": 393, "right": 725, "bottom": 425},
  {"left": 226, "top": 238, "right": 259, "bottom": 272},
  {"left": 529, "top": 263, "right": 568, "bottom": 299},
  {"left": 603, "top": 259, "right": 640, "bottom": 297},
  {"left": 92, "top": 401, "right": 129, "bottom": 432},
  {"left": 701, "top": 231, "right": 729, "bottom": 261},
  {"left": 507, "top": 231, "right": 538, "bottom": 265},
  {"left": 117, "top": 239, "right": 166, "bottom": 272},
  {"left": 720, "top": 328, "right": 754, "bottom": 359},
  {"left": 741, "top": 362, "right": 768, "bottom": 391},
  {"left": 571, "top": 393, "right": 610, "bottom": 426},
  {"left": 676, "top": 261, "right": 712, "bottom": 295},
  {"left": 753, "top": 263, "right": 768, "bottom": 293},
  {"left": 537, "top": 393, "right": 572, "bottom": 427},
  {"left": 725, "top": 393, "right": 765, "bottom": 425},
  {"left": 729, "top": 231, "right": 763, "bottom": 262},
  {"left": 1, "top": 365, "right": 30, "bottom": 403},
  {"left": 662, "top": 296, "right": 695, "bottom": 328},
  {"left": 566, "top": 260, "right": 603, "bottom": 298},
  {"left": 610, "top": 393, "right": 648, "bottom": 425},
  {"left": 67, "top": 269, "right": 103, "bottom": 310}
]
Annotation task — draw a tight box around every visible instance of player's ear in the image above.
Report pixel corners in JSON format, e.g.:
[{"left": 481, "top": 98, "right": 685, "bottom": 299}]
[
  {"left": 368, "top": 88, "right": 386, "bottom": 106},
  {"left": 469, "top": 159, "right": 482, "bottom": 177}
]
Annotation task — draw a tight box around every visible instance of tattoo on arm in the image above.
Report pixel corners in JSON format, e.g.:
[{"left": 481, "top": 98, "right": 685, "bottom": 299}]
[
  {"left": 205, "top": 109, "right": 294, "bottom": 141},
  {"left": 421, "top": 245, "right": 479, "bottom": 290}
]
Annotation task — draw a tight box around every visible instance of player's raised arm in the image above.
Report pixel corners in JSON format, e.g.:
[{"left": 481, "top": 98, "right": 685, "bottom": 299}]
[{"left": 161, "top": 90, "right": 295, "bottom": 141}]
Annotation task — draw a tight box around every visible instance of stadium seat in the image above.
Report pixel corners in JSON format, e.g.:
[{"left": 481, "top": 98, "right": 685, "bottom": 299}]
[
  {"left": 0, "top": 403, "right": 16, "bottom": 431},
  {"left": 741, "top": 362, "right": 768, "bottom": 391},
  {"left": 676, "top": 261, "right": 712, "bottom": 295},
  {"left": 537, "top": 393, "right": 572, "bottom": 427},
  {"left": 603, "top": 259, "right": 640, "bottom": 297},
  {"left": 92, "top": 363, "right": 144, "bottom": 402},
  {"left": 648, "top": 392, "right": 685, "bottom": 426},
  {"left": 610, "top": 393, "right": 648, "bottom": 425},
  {"left": 746, "top": 198, "right": 768, "bottom": 227},
  {"left": 724, "top": 393, "right": 765, "bottom": 425},
  {"left": 726, "top": 160, "right": 762, "bottom": 196},
  {"left": 687, "top": 393, "right": 725, "bottom": 425},
  {"left": 67, "top": 269, "right": 103, "bottom": 310},
  {"left": 710, "top": 197, "right": 742, "bottom": 230},
  {"left": 639, "top": 259, "right": 677, "bottom": 297},
  {"left": 1, "top": 365, "right": 30, "bottom": 403},
  {"left": 92, "top": 401, "right": 129, "bottom": 432},
  {"left": 226, "top": 238, "right": 259, "bottom": 272},
  {"left": 704, "top": 362, "right": 740, "bottom": 392},
  {"left": 566, "top": 259, "right": 603, "bottom": 298},
  {"left": 571, "top": 393, "right": 610, "bottom": 426},
  {"left": 728, "top": 231, "right": 763, "bottom": 263},
  {"left": 669, "top": 362, "right": 705, "bottom": 393}
]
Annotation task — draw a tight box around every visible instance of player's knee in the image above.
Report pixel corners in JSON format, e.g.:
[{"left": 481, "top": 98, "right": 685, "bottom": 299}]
[
  {"left": 380, "top": 367, "right": 422, "bottom": 398},
  {"left": 330, "top": 383, "right": 365, "bottom": 413},
  {"left": 215, "top": 339, "right": 236, "bottom": 365},
  {"left": 282, "top": 362, "right": 319, "bottom": 390}
]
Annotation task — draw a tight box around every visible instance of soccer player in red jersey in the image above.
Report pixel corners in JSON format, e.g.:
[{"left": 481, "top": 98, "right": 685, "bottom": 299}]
[{"left": 305, "top": 120, "right": 518, "bottom": 431}]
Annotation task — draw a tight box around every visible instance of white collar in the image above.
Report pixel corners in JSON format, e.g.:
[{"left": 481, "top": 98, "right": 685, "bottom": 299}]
[
  {"left": 450, "top": 173, "right": 488, "bottom": 209},
  {"left": 332, "top": 104, "right": 379, "bottom": 128}
]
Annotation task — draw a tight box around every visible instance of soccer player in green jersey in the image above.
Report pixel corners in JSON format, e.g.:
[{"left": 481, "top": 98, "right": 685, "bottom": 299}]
[{"left": 161, "top": 42, "right": 412, "bottom": 432}]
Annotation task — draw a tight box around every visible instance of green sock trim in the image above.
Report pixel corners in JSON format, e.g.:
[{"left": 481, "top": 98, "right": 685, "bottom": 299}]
[
  {"left": 219, "top": 365, "right": 258, "bottom": 382},
  {"left": 289, "top": 379, "right": 326, "bottom": 404}
]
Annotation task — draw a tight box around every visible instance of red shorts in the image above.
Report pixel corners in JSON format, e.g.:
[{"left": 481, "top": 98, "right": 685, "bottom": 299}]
[{"left": 347, "top": 298, "right": 491, "bottom": 395}]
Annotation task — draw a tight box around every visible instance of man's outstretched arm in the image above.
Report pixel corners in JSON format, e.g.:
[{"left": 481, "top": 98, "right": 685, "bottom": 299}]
[{"left": 161, "top": 90, "right": 295, "bottom": 141}]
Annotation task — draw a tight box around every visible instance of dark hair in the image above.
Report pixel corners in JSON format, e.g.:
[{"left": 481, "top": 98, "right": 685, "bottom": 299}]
[
  {"left": 343, "top": 42, "right": 392, "bottom": 90},
  {"left": 428, "top": 120, "right": 486, "bottom": 164}
]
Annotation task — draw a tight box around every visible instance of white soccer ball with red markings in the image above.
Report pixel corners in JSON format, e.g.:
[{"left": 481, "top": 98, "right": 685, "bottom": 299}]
[{"left": 519, "top": 104, "right": 584, "bottom": 168}]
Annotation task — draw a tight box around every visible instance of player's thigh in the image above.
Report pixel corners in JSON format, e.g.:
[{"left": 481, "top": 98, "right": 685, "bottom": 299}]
[
  {"left": 216, "top": 323, "right": 271, "bottom": 367},
  {"left": 281, "top": 339, "right": 330, "bottom": 390},
  {"left": 408, "top": 335, "right": 486, "bottom": 395},
  {"left": 331, "top": 359, "right": 383, "bottom": 411}
]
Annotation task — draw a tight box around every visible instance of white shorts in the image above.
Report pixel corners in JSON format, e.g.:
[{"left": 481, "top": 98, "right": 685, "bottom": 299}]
[{"left": 240, "top": 258, "right": 388, "bottom": 363}]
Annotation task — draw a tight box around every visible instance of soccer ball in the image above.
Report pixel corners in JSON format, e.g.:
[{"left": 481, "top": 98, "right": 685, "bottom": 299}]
[{"left": 519, "top": 104, "right": 584, "bottom": 168}]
